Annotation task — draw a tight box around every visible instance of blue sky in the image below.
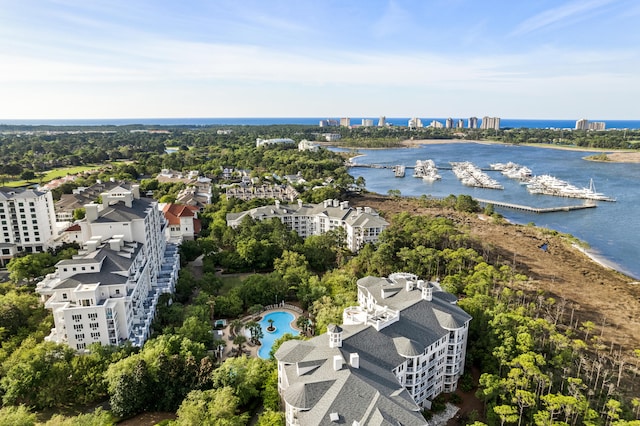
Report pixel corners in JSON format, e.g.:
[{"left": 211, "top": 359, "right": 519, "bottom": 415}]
[{"left": 1, "top": 0, "right": 639, "bottom": 119}]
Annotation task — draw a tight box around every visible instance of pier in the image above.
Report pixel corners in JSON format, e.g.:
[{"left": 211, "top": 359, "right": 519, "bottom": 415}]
[{"left": 475, "top": 198, "right": 597, "bottom": 213}]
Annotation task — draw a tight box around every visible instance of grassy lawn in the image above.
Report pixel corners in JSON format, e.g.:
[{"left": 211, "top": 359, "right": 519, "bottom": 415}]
[
  {"left": 2, "top": 165, "right": 106, "bottom": 187},
  {"left": 217, "top": 274, "right": 259, "bottom": 296}
]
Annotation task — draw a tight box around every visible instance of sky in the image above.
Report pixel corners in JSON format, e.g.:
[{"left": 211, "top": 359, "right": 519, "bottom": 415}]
[{"left": 1, "top": 0, "right": 639, "bottom": 120}]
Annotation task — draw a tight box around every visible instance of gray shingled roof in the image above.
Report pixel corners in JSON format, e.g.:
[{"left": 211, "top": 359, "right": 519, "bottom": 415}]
[
  {"left": 393, "top": 337, "right": 423, "bottom": 357},
  {"left": 51, "top": 244, "right": 141, "bottom": 289},
  {"left": 284, "top": 379, "right": 335, "bottom": 409},
  {"left": 94, "top": 198, "right": 152, "bottom": 222}
]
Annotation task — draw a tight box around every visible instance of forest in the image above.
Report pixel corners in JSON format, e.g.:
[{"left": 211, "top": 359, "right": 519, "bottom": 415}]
[{"left": 1, "top": 126, "right": 639, "bottom": 425}]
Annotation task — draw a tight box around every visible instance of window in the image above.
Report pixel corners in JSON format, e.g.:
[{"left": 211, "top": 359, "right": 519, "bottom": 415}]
[
  {"left": 90, "top": 322, "right": 99, "bottom": 329},
  {"left": 62, "top": 293, "right": 68, "bottom": 300},
  {"left": 76, "top": 343, "right": 86, "bottom": 350},
  {"left": 72, "top": 314, "right": 82, "bottom": 322},
  {"left": 90, "top": 332, "right": 100, "bottom": 339},
  {"left": 115, "top": 289, "right": 120, "bottom": 295},
  {"left": 75, "top": 333, "right": 85, "bottom": 340},
  {"left": 73, "top": 324, "right": 83, "bottom": 330},
  {"left": 88, "top": 313, "right": 98, "bottom": 320}
]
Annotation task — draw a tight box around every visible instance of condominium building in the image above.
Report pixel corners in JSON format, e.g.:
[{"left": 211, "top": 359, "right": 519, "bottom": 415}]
[
  {"left": 445, "top": 118, "right": 454, "bottom": 129},
  {"left": 225, "top": 184, "right": 299, "bottom": 203},
  {"left": 428, "top": 120, "right": 443, "bottom": 128},
  {"left": 226, "top": 199, "right": 388, "bottom": 252},
  {"left": 276, "top": 273, "right": 471, "bottom": 425},
  {"left": 378, "top": 116, "right": 386, "bottom": 127},
  {"left": 340, "top": 117, "right": 351, "bottom": 127},
  {"left": 319, "top": 119, "right": 339, "bottom": 127},
  {"left": 36, "top": 184, "right": 180, "bottom": 350},
  {"left": 481, "top": 116, "right": 500, "bottom": 130},
  {"left": 456, "top": 119, "right": 464, "bottom": 129},
  {"left": 408, "top": 117, "right": 423, "bottom": 129},
  {"left": 256, "top": 138, "right": 296, "bottom": 148},
  {"left": 576, "top": 119, "right": 606, "bottom": 130},
  {"left": 361, "top": 118, "right": 374, "bottom": 127},
  {"left": 468, "top": 117, "right": 478, "bottom": 129},
  {"left": 575, "top": 119, "right": 589, "bottom": 130},
  {"left": 0, "top": 187, "right": 57, "bottom": 266}
]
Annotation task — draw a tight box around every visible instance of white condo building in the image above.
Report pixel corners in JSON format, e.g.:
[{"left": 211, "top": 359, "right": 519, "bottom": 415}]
[
  {"left": 0, "top": 187, "right": 57, "bottom": 266},
  {"left": 276, "top": 273, "right": 471, "bottom": 425},
  {"left": 226, "top": 199, "right": 388, "bottom": 252},
  {"left": 481, "top": 116, "right": 501, "bottom": 130},
  {"left": 36, "top": 184, "right": 180, "bottom": 350}
]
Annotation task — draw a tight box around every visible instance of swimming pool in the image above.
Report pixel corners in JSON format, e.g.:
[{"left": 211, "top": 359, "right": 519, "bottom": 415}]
[{"left": 257, "top": 311, "right": 299, "bottom": 359}]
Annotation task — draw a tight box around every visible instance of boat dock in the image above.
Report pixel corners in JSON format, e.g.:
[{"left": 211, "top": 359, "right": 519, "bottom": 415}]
[{"left": 475, "top": 198, "right": 597, "bottom": 213}]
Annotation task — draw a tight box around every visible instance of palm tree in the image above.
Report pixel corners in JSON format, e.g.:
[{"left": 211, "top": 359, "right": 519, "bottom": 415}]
[
  {"left": 233, "top": 335, "right": 247, "bottom": 357},
  {"left": 297, "top": 316, "right": 311, "bottom": 335},
  {"left": 267, "top": 318, "right": 275, "bottom": 332},
  {"left": 230, "top": 319, "right": 244, "bottom": 337}
]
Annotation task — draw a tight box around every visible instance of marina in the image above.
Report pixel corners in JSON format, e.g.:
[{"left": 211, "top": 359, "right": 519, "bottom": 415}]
[
  {"left": 412, "top": 160, "right": 441, "bottom": 181},
  {"left": 450, "top": 161, "right": 503, "bottom": 190},
  {"left": 341, "top": 143, "right": 638, "bottom": 278},
  {"left": 490, "top": 162, "right": 532, "bottom": 181},
  {"left": 525, "top": 175, "right": 615, "bottom": 202}
]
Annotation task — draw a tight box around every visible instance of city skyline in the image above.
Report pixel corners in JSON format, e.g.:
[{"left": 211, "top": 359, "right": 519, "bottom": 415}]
[{"left": 1, "top": 0, "right": 639, "bottom": 119}]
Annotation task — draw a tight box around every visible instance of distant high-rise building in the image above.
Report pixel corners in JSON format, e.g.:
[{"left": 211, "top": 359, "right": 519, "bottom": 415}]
[
  {"left": 445, "top": 118, "right": 454, "bottom": 129},
  {"left": 319, "top": 119, "right": 338, "bottom": 127},
  {"left": 428, "top": 120, "right": 443, "bottom": 128},
  {"left": 340, "top": 117, "right": 351, "bottom": 127},
  {"left": 481, "top": 116, "right": 500, "bottom": 130},
  {"left": 408, "top": 117, "right": 423, "bottom": 129},
  {"left": 456, "top": 119, "right": 464, "bottom": 129},
  {"left": 576, "top": 119, "right": 605, "bottom": 131},
  {"left": 468, "top": 117, "right": 478, "bottom": 128},
  {"left": 575, "top": 119, "right": 589, "bottom": 130},
  {"left": 378, "top": 116, "right": 386, "bottom": 127},
  {"left": 361, "top": 118, "right": 373, "bottom": 127}
]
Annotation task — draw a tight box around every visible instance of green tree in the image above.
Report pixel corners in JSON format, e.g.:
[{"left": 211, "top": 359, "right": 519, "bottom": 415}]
[
  {"left": 0, "top": 340, "right": 76, "bottom": 409},
  {"left": 108, "top": 359, "right": 152, "bottom": 418},
  {"left": 256, "top": 410, "right": 285, "bottom": 426},
  {"left": 175, "top": 387, "right": 249, "bottom": 426},
  {"left": 0, "top": 405, "right": 37, "bottom": 426},
  {"left": 211, "top": 356, "right": 272, "bottom": 406},
  {"left": 72, "top": 207, "right": 86, "bottom": 220}
]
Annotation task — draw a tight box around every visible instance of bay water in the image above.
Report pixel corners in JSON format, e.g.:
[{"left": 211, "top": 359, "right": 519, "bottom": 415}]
[{"left": 342, "top": 143, "right": 640, "bottom": 279}]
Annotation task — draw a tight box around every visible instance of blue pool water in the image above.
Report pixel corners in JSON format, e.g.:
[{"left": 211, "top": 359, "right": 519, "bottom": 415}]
[{"left": 257, "top": 311, "right": 299, "bottom": 359}]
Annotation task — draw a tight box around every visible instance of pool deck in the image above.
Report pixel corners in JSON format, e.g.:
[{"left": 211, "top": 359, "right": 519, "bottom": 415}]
[{"left": 217, "top": 306, "right": 303, "bottom": 360}]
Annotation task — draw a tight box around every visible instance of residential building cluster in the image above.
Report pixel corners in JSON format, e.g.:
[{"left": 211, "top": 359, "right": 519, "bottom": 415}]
[
  {"left": 276, "top": 272, "right": 471, "bottom": 425},
  {"left": 575, "top": 119, "right": 606, "bottom": 131},
  {"left": 225, "top": 184, "right": 299, "bottom": 203},
  {"left": 155, "top": 169, "right": 212, "bottom": 210},
  {"left": 36, "top": 184, "right": 180, "bottom": 351},
  {"left": 226, "top": 198, "right": 389, "bottom": 252}
]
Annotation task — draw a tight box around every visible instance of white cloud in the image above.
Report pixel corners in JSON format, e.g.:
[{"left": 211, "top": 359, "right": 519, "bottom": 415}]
[{"left": 511, "top": 0, "right": 616, "bottom": 36}]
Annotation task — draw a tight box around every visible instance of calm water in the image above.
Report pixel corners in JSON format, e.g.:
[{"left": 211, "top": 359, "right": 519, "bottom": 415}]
[
  {"left": 342, "top": 143, "right": 640, "bottom": 279},
  {"left": 257, "top": 311, "right": 299, "bottom": 359}
]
